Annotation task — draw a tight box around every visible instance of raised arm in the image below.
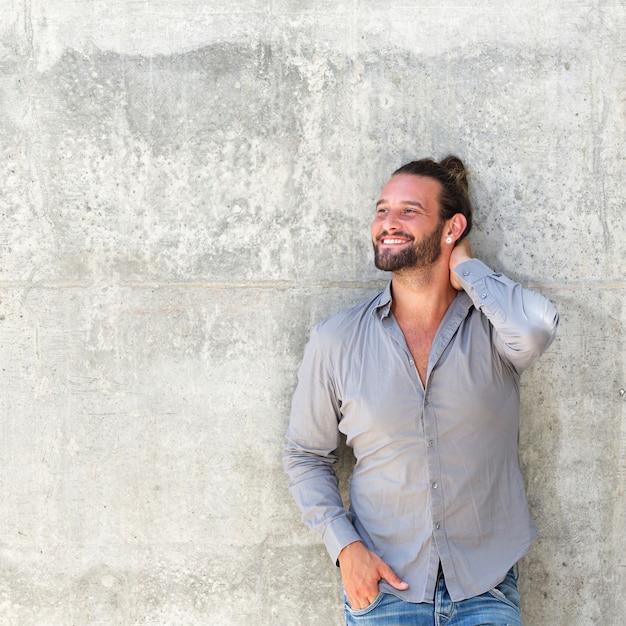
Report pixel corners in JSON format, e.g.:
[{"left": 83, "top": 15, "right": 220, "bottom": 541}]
[{"left": 450, "top": 240, "right": 559, "bottom": 373}]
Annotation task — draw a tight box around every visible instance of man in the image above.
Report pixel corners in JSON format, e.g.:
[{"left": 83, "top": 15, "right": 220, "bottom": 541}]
[{"left": 283, "top": 156, "right": 559, "bottom": 625}]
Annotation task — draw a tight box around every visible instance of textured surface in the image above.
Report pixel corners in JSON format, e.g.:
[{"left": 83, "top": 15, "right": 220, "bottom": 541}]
[{"left": 0, "top": 1, "right": 624, "bottom": 624}]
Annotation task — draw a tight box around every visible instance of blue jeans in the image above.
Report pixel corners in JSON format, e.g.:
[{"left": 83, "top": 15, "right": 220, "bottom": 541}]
[{"left": 344, "top": 567, "right": 521, "bottom": 626}]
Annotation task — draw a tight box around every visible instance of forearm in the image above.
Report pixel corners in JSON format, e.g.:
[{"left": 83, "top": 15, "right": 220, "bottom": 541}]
[
  {"left": 283, "top": 442, "right": 361, "bottom": 562},
  {"left": 453, "top": 258, "right": 559, "bottom": 371}
]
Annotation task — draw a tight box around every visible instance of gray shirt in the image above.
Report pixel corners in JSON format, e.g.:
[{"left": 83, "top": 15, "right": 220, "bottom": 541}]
[{"left": 283, "top": 259, "right": 559, "bottom": 602}]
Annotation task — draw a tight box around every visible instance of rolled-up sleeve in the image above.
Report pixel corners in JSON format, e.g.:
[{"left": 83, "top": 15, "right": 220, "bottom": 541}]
[
  {"left": 283, "top": 326, "right": 361, "bottom": 564},
  {"left": 453, "top": 259, "right": 559, "bottom": 373}
]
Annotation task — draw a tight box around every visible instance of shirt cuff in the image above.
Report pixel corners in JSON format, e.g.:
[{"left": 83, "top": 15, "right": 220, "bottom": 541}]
[
  {"left": 453, "top": 258, "right": 500, "bottom": 303},
  {"left": 453, "top": 258, "right": 494, "bottom": 285},
  {"left": 322, "top": 516, "right": 362, "bottom": 566}
]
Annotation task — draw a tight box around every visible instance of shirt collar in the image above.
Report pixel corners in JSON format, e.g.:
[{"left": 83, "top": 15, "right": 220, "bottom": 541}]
[
  {"left": 373, "top": 280, "right": 473, "bottom": 320},
  {"left": 374, "top": 281, "right": 394, "bottom": 319}
]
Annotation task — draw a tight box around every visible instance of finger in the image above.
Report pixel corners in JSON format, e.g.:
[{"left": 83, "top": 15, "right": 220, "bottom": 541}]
[
  {"left": 350, "top": 594, "right": 375, "bottom": 611},
  {"left": 380, "top": 564, "right": 409, "bottom": 591},
  {"left": 346, "top": 582, "right": 379, "bottom": 610}
]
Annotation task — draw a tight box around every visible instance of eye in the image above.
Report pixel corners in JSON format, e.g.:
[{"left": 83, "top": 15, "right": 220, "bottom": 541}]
[{"left": 376, "top": 207, "right": 388, "bottom": 215}]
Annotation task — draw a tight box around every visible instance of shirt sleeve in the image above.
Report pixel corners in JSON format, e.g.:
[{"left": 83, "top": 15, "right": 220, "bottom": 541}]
[
  {"left": 453, "top": 259, "right": 559, "bottom": 374},
  {"left": 283, "top": 325, "right": 362, "bottom": 564}
]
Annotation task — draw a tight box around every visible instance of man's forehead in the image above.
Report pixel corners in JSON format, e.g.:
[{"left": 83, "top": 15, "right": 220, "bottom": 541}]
[{"left": 378, "top": 174, "right": 442, "bottom": 205}]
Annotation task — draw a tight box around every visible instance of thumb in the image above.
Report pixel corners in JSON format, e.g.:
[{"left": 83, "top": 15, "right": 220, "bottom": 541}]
[{"left": 379, "top": 563, "right": 409, "bottom": 591}]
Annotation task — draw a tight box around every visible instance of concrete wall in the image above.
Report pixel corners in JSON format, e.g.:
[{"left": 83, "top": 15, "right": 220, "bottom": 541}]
[{"left": 0, "top": 1, "right": 624, "bottom": 624}]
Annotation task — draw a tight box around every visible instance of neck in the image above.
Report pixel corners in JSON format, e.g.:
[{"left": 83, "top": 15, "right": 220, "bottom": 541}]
[{"left": 390, "top": 261, "right": 457, "bottom": 324}]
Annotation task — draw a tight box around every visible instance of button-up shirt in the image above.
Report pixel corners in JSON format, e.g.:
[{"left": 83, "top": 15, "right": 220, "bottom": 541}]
[{"left": 283, "top": 259, "right": 559, "bottom": 602}]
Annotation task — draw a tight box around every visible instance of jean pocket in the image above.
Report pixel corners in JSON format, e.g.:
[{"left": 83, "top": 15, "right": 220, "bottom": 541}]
[
  {"left": 344, "top": 592, "right": 385, "bottom": 616},
  {"left": 486, "top": 568, "right": 521, "bottom": 612}
]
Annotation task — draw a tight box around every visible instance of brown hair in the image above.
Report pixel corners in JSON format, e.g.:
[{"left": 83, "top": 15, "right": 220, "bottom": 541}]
[{"left": 392, "top": 155, "right": 473, "bottom": 240}]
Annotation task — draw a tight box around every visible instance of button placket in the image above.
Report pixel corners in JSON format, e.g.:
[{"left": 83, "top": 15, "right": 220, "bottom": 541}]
[{"left": 423, "top": 388, "right": 443, "bottom": 549}]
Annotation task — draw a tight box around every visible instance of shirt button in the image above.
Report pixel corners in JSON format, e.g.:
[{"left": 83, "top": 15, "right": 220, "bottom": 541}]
[
  {"left": 435, "top": 522, "right": 441, "bottom": 529},
  {"left": 432, "top": 481, "right": 438, "bottom": 489},
  {"left": 463, "top": 271, "right": 470, "bottom": 276},
  {"left": 409, "top": 359, "right": 414, "bottom": 366},
  {"left": 428, "top": 440, "right": 434, "bottom": 447},
  {"left": 481, "top": 293, "right": 487, "bottom": 299}
]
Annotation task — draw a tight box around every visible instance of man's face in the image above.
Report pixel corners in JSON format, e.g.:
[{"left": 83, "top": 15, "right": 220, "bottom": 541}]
[{"left": 372, "top": 174, "right": 445, "bottom": 272}]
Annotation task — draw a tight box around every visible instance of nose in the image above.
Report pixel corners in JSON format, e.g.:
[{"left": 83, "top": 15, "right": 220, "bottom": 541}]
[{"left": 381, "top": 210, "right": 400, "bottom": 232}]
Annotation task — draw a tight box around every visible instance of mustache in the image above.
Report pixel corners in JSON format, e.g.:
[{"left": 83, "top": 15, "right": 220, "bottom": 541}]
[{"left": 375, "top": 230, "right": 415, "bottom": 243}]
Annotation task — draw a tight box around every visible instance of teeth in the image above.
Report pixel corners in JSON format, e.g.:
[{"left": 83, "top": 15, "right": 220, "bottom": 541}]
[{"left": 383, "top": 238, "right": 406, "bottom": 244}]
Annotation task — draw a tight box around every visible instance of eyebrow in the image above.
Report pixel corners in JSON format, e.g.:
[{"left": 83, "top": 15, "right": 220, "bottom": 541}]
[{"left": 376, "top": 199, "right": 427, "bottom": 210}]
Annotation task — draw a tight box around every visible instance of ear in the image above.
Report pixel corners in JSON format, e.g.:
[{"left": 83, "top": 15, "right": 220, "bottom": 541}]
[{"left": 445, "top": 213, "right": 467, "bottom": 243}]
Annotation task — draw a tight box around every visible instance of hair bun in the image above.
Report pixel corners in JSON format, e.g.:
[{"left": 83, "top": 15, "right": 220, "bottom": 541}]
[{"left": 440, "top": 156, "right": 469, "bottom": 192}]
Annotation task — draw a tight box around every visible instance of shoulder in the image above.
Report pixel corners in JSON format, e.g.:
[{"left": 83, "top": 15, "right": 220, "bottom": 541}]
[
  {"left": 298, "top": 289, "right": 387, "bottom": 382},
  {"left": 314, "top": 290, "right": 385, "bottom": 344}
]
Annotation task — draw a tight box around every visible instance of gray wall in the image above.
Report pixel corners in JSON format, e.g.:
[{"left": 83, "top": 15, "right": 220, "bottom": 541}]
[{"left": 1, "top": 1, "right": 624, "bottom": 624}]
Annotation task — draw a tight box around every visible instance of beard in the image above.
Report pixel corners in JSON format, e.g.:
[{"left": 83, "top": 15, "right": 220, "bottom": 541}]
[{"left": 373, "top": 220, "right": 444, "bottom": 272}]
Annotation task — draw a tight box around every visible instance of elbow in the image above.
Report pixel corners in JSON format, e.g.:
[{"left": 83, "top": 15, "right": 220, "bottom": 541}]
[
  {"left": 536, "top": 303, "right": 559, "bottom": 352},
  {"left": 506, "top": 303, "right": 559, "bottom": 372},
  {"left": 283, "top": 440, "right": 337, "bottom": 484},
  {"left": 520, "top": 304, "right": 559, "bottom": 365}
]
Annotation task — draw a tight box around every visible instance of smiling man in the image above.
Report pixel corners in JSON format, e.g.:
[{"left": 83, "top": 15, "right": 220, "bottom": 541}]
[{"left": 284, "top": 156, "right": 559, "bottom": 625}]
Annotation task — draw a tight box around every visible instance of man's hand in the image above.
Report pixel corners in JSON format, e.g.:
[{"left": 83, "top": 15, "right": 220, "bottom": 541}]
[
  {"left": 449, "top": 238, "right": 473, "bottom": 291},
  {"left": 337, "top": 541, "right": 408, "bottom": 610}
]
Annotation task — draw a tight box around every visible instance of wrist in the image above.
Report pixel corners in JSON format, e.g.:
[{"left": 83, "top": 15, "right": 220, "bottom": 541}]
[
  {"left": 338, "top": 541, "right": 364, "bottom": 565},
  {"left": 450, "top": 253, "right": 472, "bottom": 272}
]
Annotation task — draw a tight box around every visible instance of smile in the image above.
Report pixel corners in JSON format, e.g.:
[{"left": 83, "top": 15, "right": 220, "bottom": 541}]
[{"left": 380, "top": 238, "right": 410, "bottom": 245}]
